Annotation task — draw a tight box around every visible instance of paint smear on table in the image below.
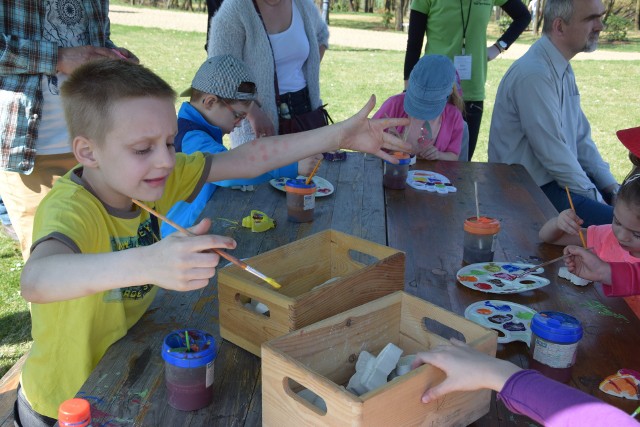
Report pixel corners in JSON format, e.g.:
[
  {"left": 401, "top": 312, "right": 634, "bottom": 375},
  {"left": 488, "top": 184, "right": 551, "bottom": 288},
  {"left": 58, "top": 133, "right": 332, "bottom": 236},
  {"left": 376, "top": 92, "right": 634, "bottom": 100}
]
[{"left": 580, "top": 300, "right": 629, "bottom": 323}]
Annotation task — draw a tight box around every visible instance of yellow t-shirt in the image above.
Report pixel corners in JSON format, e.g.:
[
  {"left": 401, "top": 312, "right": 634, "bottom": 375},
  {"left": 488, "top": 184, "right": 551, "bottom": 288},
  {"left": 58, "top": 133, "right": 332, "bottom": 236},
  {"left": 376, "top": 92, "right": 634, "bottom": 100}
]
[{"left": 21, "top": 152, "right": 211, "bottom": 418}]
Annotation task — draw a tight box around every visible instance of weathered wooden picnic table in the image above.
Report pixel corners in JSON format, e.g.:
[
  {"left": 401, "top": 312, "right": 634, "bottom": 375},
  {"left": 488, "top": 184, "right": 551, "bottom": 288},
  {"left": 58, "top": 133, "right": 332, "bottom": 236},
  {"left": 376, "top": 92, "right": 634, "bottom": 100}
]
[{"left": 75, "top": 154, "right": 639, "bottom": 426}]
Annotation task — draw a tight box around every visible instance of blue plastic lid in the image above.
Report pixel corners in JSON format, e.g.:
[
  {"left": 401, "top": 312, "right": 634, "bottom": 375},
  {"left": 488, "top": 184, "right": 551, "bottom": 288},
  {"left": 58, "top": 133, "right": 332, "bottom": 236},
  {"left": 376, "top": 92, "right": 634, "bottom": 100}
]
[
  {"left": 162, "top": 329, "right": 216, "bottom": 368},
  {"left": 531, "top": 311, "right": 583, "bottom": 344},
  {"left": 384, "top": 158, "right": 411, "bottom": 165},
  {"left": 284, "top": 178, "right": 316, "bottom": 189}
]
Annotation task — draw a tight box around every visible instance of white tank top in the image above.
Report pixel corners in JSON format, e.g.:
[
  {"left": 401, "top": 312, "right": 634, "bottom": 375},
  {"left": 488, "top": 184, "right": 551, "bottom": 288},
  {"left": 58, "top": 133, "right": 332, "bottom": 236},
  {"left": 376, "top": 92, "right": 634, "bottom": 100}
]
[
  {"left": 38, "top": 0, "right": 90, "bottom": 154},
  {"left": 268, "top": 1, "right": 309, "bottom": 95}
]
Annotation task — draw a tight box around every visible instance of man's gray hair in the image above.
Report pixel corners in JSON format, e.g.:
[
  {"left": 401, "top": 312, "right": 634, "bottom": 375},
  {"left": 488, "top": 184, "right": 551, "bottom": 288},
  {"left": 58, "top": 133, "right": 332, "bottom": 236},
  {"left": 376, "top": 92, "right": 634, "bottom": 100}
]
[{"left": 542, "top": 0, "right": 575, "bottom": 34}]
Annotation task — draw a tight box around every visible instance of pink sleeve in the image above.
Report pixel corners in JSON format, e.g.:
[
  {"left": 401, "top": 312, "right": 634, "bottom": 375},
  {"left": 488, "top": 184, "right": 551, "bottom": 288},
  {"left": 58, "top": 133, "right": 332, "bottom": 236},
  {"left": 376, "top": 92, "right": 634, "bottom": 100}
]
[{"left": 606, "top": 262, "right": 640, "bottom": 297}]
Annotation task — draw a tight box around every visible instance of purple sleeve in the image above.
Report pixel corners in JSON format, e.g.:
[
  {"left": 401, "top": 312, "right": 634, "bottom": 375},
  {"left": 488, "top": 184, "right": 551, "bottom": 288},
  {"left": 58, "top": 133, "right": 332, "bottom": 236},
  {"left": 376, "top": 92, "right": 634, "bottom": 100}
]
[
  {"left": 606, "top": 262, "right": 640, "bottom": 297},
  {"left": 498, "top": 370, "right": 638, "bottom": 426}
]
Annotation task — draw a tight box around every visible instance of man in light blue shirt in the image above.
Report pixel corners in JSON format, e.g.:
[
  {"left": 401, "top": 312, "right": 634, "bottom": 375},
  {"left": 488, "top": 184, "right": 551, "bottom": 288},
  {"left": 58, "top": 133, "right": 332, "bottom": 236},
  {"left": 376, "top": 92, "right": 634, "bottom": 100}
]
[{"left": 488, "top": 0, "right": 618, "bottom": 227}]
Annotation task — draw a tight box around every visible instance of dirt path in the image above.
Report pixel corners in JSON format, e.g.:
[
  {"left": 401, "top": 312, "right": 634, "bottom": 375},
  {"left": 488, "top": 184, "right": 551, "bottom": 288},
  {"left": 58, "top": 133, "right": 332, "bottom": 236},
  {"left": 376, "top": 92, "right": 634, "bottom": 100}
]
[{"left": 109, "top": 4, "right": 640, "bottom": 61}]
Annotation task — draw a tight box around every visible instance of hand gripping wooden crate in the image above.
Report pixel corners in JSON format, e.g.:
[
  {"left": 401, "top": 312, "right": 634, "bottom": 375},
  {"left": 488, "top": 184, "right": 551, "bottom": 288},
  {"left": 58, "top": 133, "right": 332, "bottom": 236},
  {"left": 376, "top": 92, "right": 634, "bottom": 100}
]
[
  {"left": 218, "top": 229, "right": 405, "bottom": 356},
  {"left": 262, "top": 292, "right": 498, "bottom": 427}
]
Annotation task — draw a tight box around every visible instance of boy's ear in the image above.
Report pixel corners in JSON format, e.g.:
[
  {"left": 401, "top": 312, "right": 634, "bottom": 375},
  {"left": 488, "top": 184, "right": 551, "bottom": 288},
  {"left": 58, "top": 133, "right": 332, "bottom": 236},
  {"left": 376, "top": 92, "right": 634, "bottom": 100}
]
[
  {"left": 73, "top": 136, "right": 98, "bottom": 168},
  {"left": 202, "top": 94, "right": 219, "bottom": 109}
]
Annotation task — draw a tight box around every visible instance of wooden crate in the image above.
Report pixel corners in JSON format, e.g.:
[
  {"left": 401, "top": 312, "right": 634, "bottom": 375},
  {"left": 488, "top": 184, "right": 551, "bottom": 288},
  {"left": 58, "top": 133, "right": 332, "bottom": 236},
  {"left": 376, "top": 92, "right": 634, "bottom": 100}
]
[
  {"left": 218, "top": 229, "right": 405, "bottom": 356},
  {"left": 262, "top": 291, "right": 498, "bottom": 427}
]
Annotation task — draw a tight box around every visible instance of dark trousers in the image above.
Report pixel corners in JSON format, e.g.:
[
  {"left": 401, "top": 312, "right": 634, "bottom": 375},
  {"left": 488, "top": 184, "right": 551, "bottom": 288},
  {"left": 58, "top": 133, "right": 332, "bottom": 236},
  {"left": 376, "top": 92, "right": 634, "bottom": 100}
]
[
  {"left": 464, "top": 100, "right": 483, "bottom": 161},
  {"left": 13, "top": 384, "right": 57, "bottom": 427},
  {"left": 541, "top": 182, "right": 614, "bottom": 227},
  {"left": 205, "top": 0, "right": 225, "bottom": 51}
]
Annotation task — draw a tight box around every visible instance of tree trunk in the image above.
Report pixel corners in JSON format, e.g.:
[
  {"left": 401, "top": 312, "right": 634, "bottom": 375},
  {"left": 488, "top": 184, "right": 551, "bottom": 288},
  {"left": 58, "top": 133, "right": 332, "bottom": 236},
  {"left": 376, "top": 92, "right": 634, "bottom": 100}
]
[
  {"left": 636, "top": 0, "right": 640, "bottom": 30},
  {"left": 535, "top": 0, "right": 546, "bottom": 35},
  {"left": 395, "top": 0, "right": 404, "bottom": 31}
]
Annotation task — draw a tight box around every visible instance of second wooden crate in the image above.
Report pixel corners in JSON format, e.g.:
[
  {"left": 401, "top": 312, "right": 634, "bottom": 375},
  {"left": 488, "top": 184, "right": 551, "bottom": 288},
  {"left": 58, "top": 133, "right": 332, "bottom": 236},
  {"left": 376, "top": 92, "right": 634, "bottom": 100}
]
[{"left": 262, "top": 291, "right": 498, "bottom": 426}]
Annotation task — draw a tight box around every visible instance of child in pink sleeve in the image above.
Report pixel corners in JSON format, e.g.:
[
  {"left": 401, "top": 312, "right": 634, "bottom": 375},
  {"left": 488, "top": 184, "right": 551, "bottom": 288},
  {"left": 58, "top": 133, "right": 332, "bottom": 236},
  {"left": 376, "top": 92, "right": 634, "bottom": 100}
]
[
  {"left": 539, "top": 125, "right": 640, "bottom": 318},
  {"left": 373, "top": 55, "right": 464, "bottom": 161}
]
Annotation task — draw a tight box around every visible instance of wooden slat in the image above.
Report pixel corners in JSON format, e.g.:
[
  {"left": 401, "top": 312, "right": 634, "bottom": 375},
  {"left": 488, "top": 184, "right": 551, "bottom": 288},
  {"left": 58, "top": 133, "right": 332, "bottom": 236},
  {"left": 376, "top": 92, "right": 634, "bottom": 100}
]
[{"left": 0, "top": 353, "right": 27, "bottom": 427}]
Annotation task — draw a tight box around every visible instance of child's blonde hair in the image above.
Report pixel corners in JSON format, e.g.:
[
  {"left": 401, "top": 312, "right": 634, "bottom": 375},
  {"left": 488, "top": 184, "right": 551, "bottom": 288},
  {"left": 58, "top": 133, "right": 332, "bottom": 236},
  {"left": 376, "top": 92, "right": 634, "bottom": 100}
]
[
  {"left": 448, "top": 85, "right": 465, "bottom": 115},
  {"left": 61, "top": 59, "right": 176, "bottom": 144}
]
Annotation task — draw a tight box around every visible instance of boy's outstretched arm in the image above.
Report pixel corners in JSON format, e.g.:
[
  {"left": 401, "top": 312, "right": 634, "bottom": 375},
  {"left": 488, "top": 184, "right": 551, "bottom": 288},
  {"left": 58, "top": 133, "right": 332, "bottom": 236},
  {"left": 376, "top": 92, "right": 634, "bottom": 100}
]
[
  {"left": 538, "top": 209, "right": 584, "bottom": 246},
  {"left": 206, "top": 96, "right": 411, "bottom": 183},
  {"left": 21, "top": 219, "right": 234, "bottom": 303}
]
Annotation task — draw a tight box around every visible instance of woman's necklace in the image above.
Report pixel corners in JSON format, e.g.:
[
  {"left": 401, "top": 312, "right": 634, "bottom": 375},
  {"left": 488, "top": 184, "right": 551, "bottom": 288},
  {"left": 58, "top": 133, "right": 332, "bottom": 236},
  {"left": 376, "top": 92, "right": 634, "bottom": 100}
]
[{"left": 262, "top": 0, "right": 283, "bottom": 6}]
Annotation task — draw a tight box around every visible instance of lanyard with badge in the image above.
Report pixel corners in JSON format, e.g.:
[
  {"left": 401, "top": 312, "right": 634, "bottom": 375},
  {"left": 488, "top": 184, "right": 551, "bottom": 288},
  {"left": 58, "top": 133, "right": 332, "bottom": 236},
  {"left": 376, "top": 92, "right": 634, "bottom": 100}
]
[{"left": 453, "top": 0, "right": 472, "bottom": 80}]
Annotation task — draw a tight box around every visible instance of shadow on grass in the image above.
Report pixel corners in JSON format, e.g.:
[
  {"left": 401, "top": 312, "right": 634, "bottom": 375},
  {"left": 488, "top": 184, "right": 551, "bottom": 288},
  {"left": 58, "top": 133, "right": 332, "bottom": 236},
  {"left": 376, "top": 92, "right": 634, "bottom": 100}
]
[{"left": 0, "top": 310, "right": 31, "bottom": 347}]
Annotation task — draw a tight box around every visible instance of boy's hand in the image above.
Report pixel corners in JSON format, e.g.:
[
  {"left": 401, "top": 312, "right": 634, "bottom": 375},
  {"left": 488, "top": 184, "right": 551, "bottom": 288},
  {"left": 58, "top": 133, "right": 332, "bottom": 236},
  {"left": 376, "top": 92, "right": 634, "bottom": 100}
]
[
  {"left": 150, "top": 219, "right": 237, "bottom": 292},
  {"left": 563, "top": 245, "right": 611, "bottom": 283},
  {"left": 57, "top": 46, "right": 133, "bottom": 74},
  {"left": 557, "top": 209, "right": 583, "bottom": 235},
  {"left": 297, "top": 154, "right": 323, "bottom": 176},
  {"left": 411, "top": 338, "right": 521, "bottom": 404},
  {"left": 338, "top": 96, "right": 411, "bottom": 163},
  {"left": 111, "top": 47, "right": 140, "bottom": 64},
  {"left": 247, "top": 104, "right": 275, "bottom": 138}
]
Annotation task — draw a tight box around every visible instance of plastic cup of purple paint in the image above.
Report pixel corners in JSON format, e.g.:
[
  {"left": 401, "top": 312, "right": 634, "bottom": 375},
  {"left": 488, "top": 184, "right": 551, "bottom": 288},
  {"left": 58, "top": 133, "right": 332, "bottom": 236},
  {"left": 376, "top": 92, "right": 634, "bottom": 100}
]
[{"left": 161, "top": 329, "right": 216, "bottom": 411}]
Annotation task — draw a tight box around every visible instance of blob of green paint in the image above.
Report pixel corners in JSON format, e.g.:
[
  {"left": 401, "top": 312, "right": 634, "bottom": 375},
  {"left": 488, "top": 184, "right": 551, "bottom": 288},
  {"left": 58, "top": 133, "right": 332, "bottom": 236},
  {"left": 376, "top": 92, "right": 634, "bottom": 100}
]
[{"left": 515, "top": 311, "right": 534, "bottom": 320}]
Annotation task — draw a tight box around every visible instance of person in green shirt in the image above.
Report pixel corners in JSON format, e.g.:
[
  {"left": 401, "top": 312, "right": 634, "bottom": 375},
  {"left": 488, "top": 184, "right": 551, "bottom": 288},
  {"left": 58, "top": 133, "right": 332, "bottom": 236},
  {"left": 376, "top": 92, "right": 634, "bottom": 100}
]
[{"left": 404, "top": 0, "right": 530, "bottom": 161}]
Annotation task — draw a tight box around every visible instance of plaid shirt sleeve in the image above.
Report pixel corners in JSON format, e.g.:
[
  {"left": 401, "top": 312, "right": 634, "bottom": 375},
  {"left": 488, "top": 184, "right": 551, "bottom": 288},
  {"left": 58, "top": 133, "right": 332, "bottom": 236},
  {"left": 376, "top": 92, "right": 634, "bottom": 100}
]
[{"left": 0, "top": 1, "right": 112, "bottom": 173}]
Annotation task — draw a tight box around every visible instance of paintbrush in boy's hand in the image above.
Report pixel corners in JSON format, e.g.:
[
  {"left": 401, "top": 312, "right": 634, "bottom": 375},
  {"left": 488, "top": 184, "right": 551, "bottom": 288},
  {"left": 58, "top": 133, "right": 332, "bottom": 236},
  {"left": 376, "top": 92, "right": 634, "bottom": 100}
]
[{"left": 132, "top": 199, "right": 281, "bottom": 289}]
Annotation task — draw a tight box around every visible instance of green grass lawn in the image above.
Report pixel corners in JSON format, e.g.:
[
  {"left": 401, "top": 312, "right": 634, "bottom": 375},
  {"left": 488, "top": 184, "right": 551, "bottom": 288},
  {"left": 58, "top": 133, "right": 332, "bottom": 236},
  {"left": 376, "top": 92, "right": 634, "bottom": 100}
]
[
  {"left": 1, "top": 21, "right": 639, "bottom": 378},
  {"left": 0, "top": 234, "right": 27, "bottom": 378}
]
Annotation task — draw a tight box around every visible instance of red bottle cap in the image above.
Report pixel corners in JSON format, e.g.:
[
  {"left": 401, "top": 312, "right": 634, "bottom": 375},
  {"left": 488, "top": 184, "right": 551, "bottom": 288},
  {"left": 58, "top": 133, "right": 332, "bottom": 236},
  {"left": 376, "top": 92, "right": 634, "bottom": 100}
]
[{"left": 58, "top": 398, "right": 91, "bottom": 426}]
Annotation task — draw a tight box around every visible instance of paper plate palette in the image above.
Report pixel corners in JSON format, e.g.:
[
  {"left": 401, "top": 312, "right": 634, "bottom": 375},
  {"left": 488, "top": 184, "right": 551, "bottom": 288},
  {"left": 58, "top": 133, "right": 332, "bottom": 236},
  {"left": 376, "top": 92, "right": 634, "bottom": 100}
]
[
  {"left": 457, "top": 262, "right": 549, "bottom": 294},
  {"left": 464, "top": 300, "right": 536, "bottom": 344},
  {"left": 269, "top": 176, "right": 334, "bottom": 197},
  {"left": 406, "top": 170, "right": 457, "bottom": 193}
]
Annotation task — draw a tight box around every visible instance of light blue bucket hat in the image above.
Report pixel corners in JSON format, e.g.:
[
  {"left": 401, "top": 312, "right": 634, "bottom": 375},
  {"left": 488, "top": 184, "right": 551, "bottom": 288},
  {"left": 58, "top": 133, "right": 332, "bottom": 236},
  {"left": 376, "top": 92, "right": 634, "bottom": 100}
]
[{"left": 404, "top": 54, "right": 456, "bottom": 121}]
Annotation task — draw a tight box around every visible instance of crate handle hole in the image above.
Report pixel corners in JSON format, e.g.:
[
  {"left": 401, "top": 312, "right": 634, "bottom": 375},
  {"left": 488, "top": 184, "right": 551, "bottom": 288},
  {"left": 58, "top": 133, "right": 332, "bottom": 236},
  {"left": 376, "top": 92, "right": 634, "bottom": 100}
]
[
  {"left": 347, "top": 249, "right": 379, "bottom": 266},
  {"left": 422, "top": 317, "right": 466, "bottom": 342},
  {"left": 235, "top": 293, "right": 271, "bottom": 318},
  {"left": 491, "top": 328, "right": 506, "bottom": 338},
  {"left": 284, "top": 377, "right": 327, "bottom": 416}
]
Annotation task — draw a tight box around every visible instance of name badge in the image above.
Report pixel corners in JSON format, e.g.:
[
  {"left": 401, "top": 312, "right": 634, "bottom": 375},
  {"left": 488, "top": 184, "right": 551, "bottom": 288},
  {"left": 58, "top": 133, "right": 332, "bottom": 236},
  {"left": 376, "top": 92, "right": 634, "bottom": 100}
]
[{"left": 454, "top": 55, "right": 472, "bottom": 80}]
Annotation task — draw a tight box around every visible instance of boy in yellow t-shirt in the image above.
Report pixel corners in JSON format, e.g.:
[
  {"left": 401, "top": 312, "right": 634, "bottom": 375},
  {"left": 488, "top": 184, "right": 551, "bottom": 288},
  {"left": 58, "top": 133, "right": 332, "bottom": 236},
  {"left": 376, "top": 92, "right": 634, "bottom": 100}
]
[{"left": 15, "top": 59, "right": 408, "bottom": 424}]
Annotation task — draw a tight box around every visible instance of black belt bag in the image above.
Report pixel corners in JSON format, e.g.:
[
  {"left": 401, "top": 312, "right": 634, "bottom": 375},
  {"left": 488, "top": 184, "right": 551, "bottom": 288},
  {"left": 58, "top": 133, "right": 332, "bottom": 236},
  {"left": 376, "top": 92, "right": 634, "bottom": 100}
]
[{"left": 279, "top": 98, "right": 333, "bottom": 135}]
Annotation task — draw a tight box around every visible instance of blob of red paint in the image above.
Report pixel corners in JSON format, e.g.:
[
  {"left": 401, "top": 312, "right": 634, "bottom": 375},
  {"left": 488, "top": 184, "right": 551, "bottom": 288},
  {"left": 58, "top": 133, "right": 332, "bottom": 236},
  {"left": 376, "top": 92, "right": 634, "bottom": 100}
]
[{"left": 474, "top": 283, "right": 492, "bottom": 290}]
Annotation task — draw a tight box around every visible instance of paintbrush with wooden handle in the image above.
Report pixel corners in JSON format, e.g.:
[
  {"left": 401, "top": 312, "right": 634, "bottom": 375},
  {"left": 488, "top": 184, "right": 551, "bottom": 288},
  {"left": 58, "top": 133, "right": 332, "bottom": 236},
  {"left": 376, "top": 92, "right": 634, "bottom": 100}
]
[{"left": 132, "top": 199, "right": 281, "bottom": 289}]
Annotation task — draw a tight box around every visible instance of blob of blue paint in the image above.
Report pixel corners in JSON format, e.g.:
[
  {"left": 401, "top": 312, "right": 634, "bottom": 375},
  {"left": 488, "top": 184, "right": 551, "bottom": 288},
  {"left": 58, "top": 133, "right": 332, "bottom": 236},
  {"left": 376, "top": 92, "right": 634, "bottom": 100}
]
[{"left": 485, "top": 301, "right": 511, "bottom": 311}]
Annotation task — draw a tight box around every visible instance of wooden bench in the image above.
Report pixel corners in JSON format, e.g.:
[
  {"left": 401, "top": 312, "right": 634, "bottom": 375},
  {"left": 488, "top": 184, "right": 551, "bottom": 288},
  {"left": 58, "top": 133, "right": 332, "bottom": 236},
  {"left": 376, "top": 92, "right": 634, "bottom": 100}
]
[{"left": 0, "top": 354, "right": 26, "bottom": 427}]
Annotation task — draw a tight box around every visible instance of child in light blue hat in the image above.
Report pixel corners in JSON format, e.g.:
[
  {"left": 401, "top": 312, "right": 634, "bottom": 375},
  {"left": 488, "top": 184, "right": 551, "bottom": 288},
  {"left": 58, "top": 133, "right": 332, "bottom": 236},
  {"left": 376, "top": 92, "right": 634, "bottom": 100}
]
[{"left": 373, "top": 54, "right": 465, "bottom": 161}]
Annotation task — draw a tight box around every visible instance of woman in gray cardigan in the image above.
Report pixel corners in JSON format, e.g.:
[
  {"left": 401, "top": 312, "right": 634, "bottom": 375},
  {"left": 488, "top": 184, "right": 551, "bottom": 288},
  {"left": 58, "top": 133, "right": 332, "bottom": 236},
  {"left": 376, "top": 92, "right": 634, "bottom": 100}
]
[{"left": 207, "top": 0, "right": 329, "bottom": 147}]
